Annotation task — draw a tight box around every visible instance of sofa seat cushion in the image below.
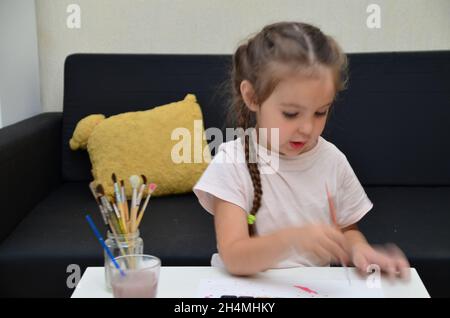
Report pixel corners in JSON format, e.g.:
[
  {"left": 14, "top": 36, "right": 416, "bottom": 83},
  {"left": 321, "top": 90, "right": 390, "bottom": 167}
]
[{"left": 1, "top": 184, "right": 449, "bottom": 297}]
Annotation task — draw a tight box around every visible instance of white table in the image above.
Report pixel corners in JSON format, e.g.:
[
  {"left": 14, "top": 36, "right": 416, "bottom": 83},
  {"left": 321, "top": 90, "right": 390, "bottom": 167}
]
[{"left": 71, "top": 266, "right": 429, "bottom": 298}]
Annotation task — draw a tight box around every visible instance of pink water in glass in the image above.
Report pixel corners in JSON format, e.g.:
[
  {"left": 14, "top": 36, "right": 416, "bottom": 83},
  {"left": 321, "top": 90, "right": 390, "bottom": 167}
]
[
  {"left": 112, "top": 270, "right": 158, "bottom": 298},
  {"left": 109, "top": 254, "right": 160, "bottom": 298}
]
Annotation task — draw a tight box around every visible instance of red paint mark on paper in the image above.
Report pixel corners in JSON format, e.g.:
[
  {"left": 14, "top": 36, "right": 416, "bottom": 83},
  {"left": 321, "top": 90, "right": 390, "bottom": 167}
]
[{"left": 294, "top": 285, "right": 319, "bottom": 295}]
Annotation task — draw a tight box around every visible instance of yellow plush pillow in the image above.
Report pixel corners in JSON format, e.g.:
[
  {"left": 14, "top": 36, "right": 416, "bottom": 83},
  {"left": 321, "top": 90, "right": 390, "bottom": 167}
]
[{"left": 69, "top": 94, "right": 211, "bottom": 198}]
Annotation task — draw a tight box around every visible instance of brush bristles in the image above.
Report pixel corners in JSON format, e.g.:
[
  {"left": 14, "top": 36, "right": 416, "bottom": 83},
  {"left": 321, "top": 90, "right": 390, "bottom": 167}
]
[
  {"left": 91, "top": 177, "right": 155, "bottom": 234},
  {"left": 130, "top": 175, "right": 140, "bottom": 188},
  {"left": 96, "top": 184, "right": 105, "bottom": 196}
]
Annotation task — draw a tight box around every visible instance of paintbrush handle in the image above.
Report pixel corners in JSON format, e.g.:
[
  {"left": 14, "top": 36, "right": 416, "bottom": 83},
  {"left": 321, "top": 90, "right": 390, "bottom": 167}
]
[
  {"left": 130, "top": 206, "right": 138, "bottom": 233},
  {"left": 325, "top": 184, "right": 338, "bottom": 226},
  {"left": 136, "top": 184, "right": 146, "bottom": 207},
  {"left": 98, "top": 205, "right": 109, "bottom": 226},
  {"left": 131, "top": 189, "right": 137, "bottom": 211},
  {"left": 136, "top": 191, "right": 151, "bottom": 222},
  {"left": 136, "top": 211, "right": 144, "bottom": 229},
  {"left": 136, "top": 186, "right": 157, "bottom": 229},
  {"left": 120, "top": 186, "right": 129, "bottom": 222},
  {"left": 113, "top": 183, "right": 122, "bottom": 204}
]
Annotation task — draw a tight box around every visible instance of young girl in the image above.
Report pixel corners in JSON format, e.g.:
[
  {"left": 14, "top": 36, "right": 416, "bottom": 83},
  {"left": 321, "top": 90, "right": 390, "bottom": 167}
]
[{"left": 193, "top": 21, "right": 410, "bottom": 278}]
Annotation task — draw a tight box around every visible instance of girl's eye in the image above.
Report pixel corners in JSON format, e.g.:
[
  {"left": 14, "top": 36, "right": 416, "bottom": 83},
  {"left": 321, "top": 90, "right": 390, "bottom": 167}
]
[
  {"left": 283, "top": 112, "right": 298, "bottom": 119},
  {"left": 315, "top": 111, "right": 328, "bottom": 117}
]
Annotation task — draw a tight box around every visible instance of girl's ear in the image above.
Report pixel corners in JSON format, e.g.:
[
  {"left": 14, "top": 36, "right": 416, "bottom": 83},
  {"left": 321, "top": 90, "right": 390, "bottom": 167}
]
[{"left": 240, "top": 80, "right": 258, "bottom": 112}]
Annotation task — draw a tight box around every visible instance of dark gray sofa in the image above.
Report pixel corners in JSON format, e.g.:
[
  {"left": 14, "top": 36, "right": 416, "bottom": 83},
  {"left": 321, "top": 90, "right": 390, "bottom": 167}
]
[{"left": 0, "top": 51, "right": 449, "bottom": 297}]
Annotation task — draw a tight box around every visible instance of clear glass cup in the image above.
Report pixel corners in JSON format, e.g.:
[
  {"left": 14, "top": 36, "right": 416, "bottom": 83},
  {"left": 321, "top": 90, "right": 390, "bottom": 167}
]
[
  {"left": 109, "top": 254, "right": 161, "bottom": 298},
  {"left": 104, "top": 230, "right": 143, "bottom": 290}
]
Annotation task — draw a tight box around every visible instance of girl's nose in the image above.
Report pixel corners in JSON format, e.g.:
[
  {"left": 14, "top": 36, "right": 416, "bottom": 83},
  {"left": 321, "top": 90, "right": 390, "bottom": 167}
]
[{"left": 298, "top": 119, "right": 314, "bottom": 137}]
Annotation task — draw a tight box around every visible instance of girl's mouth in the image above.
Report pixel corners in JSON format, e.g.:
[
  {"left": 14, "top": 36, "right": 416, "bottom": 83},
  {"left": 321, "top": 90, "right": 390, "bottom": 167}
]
[{"left": 289, "top": 141, "right": 305, "bottom": 150}]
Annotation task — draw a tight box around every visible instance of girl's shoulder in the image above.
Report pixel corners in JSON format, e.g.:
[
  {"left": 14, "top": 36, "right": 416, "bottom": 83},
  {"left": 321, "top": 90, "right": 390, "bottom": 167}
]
[
  {"left": 319, "top": 136, "right": 347, "bottom": 162},
  {"left": 211, "top": 137, "right": 246, "bottom": 164},
  {"left": 319, "top": 137, "right": 358, "bottom": 179}
]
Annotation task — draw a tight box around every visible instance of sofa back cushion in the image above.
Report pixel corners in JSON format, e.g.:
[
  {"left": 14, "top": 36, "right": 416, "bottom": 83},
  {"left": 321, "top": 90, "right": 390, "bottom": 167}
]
[
  {"left": 62, "top": 52, "right": 450, "bottom": 185},
  {"left": 323, "top": 51, "right": 450, "bottom": 185}
]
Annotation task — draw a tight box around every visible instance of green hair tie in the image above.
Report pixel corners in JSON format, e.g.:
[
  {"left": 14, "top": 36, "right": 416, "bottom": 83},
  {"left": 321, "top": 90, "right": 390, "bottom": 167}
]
[{"left": 247, "top": 214, "right": 256, "bottom": 225}]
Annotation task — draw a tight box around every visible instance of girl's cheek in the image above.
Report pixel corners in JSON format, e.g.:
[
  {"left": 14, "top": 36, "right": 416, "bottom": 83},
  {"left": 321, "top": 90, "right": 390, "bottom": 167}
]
[
  {"left": 279, "top": 128, "right": 294, "bottom": 145},
  {"left": 316, "top": 118, "right": 328, "bottom": 132}
]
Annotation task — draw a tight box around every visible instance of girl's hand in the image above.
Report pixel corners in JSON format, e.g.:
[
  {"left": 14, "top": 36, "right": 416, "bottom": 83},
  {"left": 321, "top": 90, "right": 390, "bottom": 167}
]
[
  {"left": 286, "top": 225, "right": 351, "bottom": 265},
  {"left": 351, "top": 243, "right": 410, "bottom": 280}
]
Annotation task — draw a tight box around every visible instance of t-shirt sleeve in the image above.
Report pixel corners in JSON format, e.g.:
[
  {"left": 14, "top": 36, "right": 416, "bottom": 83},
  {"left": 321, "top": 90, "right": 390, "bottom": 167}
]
[
  {"left": 193, "top": 147, "right": 250, "bottom": 215},
  {"left": 336, "top": 154, "right": 373, "bottom": 228}
]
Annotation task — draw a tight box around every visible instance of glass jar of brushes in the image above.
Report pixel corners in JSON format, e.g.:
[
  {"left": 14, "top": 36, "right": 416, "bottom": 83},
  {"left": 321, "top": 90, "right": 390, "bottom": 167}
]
[{"left": 104, "top": 230, "right": 144, "bottom": 290}]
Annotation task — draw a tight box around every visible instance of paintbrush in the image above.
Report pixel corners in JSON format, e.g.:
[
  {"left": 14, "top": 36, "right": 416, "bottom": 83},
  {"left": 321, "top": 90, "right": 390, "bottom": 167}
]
[
  {"left": 97, "top": 200, "right": 128, "bottom": 261},
  {"left": 136, "top": 183, "right": 157, "bottom": 229},
  {"left": 325, "top": 183, "right": 351, "bottom": 286},
  {"left": 86, "top": 215, "right": 126, "bottom": 276},
  {"left": 129, "top": 175, "right": 141, "bottom": 233},
  {"left": 120, "top": 179, "right": 129, "bottom": 222},
  {"left": 136, "top": 175, "right": 147, "bottom": 209},
  {"left": 96, "top": 185, "right": 122, "bottom": 234},
  {"left": 132, "top": 175, "right": 147, "bottom": 232},
  {"left": 113, "top": 202, "right": 128, "bottom": 234},
  {"left": 89, "top": 181, "right": 110, "bottom": 231},
  {"left": 112, "top": 173, "right": 127, "bottom": 231}
]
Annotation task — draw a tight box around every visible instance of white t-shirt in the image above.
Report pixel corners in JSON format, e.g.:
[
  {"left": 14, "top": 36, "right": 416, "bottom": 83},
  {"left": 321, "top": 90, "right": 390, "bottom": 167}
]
[{"left": 193, "top": 135, "right": 373, "bottom": 268}]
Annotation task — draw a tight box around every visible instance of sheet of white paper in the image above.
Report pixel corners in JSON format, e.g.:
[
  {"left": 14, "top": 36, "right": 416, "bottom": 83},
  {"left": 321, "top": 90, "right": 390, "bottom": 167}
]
[{"left": 198, "top": 276, "right": 384, "bottom": 298}]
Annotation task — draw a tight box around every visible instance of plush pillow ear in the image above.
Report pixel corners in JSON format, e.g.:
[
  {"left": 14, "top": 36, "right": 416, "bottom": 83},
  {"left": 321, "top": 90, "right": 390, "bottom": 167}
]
[
  {"left": 73, "top": 94, "right": 211, "bottom": 198},
  {"left": 69, "top": 114, "right": 105, "bottom": 150}
]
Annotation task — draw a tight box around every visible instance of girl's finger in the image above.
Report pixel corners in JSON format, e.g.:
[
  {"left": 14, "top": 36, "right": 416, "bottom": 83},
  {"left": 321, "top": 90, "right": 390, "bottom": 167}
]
[
  {"left": 352, "top": 252, "right": 369, "bottom": 273},
  {"left": 369, "top": 248, "right": 392, "bottom": 273},
  {"left": 386, "top": 259, "right": 397, "bottom": 281},
  {"left": 383, "top": 244, "right": 411, "bottom": 279},
  {"left": 320, "top": 238, "right": 350, "bottom": 265},
  {"left": 395, "top": 257, "right": 411, "bottom": 280},
  {"left": 376, "top": 246, "right": 407, "bottom": 279},
  {"left": 374, "top": 249, "right": 398, "bottom": 280},
  {"left": 314, "top": 245, "right": 334, "bottom": 264}
]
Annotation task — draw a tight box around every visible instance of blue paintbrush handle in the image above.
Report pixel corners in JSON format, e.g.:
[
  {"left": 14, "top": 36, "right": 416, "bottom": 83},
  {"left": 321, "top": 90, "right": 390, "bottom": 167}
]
[{"left": 86, "top": 214, "right": 126, "bottom": 277}]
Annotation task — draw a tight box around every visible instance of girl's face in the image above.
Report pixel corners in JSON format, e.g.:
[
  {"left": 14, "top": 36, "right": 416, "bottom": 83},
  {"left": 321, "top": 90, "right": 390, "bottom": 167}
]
[{"left": 241, "top": 67, "right": 336, "bottom": 157}]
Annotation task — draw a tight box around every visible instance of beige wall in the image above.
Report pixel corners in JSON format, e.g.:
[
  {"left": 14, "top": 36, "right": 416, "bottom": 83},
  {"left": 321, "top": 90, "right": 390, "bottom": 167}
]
[{"left": 36, "top": 0, "right": 450, "bottom": 112}]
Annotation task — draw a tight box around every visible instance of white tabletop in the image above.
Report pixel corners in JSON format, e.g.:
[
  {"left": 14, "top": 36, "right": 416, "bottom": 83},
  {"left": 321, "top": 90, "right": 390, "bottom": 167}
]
[{"left": 71, "top": 266, "right": 429, "bottom": 298}]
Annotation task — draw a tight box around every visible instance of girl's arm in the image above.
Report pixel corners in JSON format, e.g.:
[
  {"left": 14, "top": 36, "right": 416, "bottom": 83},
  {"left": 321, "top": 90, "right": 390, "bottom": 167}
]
[
  {"left": 214, "top": 197, "right": 292, "bottom": 275},
  {"left": 214, "top": 197, "right": 349, "bottom": 276},
  {"left": 342, "top": 224, "right": 369, "bottom": 249}
]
